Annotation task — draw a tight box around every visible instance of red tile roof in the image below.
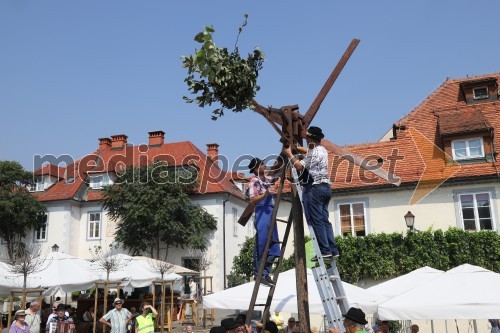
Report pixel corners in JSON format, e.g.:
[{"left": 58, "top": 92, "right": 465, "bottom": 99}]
[
  {"left": 34, "top": 164, "right": 66, "bottom": 179},
  {"left": 438, "top": 108, "right": 492, "bottom": 136},
  {"left": 315, "top": 73, "right": 500, "bottom": 192},
  {"left": 34, "top": 141, "right": 245, "bottom": 202}
]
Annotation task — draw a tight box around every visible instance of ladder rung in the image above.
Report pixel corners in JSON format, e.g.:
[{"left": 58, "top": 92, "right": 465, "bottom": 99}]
[
  {"left": 329, "top": 275, "right": 340, "bottom": 281},
  {"left": 254, "top": 303, "right": 266, "bottom": 306},
  {"left": 271, "top": 240, "right": 282, "bottom": 244},
  {"left": 335, "top": 296, "right": 346, "bottom": 301},
  {"left": 276, "top": 218, "right": 288, "bottom": 223}
]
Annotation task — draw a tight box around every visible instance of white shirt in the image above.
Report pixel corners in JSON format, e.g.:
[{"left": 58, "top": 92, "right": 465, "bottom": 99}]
[
  {"left": 25, "top": 308, "right": 41, "bottom": 333},
  {"left": 103, "top": 308, "right": 131, "bottom": 333},
  {"left": 300, "top": 145, "right": 331, "bottom": 185}
]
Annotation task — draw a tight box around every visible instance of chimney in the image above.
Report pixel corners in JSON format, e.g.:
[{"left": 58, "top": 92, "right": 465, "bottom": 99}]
[
  {"left": 148, "top": 130, "right": 165, "bottom": 147},
  {"left": 98, "top": 137, "right": 112, "bottom": 151},
  {"left": 206, "top": 143, "right": 219, "bottom": 163},
  {"left": 111, "top": 134, "right": 128, "bottom": 149}
]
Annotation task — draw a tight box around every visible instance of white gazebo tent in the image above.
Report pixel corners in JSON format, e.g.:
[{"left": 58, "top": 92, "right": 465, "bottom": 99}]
[
  {"left": 134, "top": 256, "right": 198, "bottom": 276},
  {"left": 12, "top": 252, "right": 100, "bottom": 294},
  {"left": 377, "top": 264, "right": 500, "bottom": 320},
  {"left": 203, "top": 268, "right": 386, "bottom": 315},
  {"left": 0, "top": 262, "right": 17, "bottom": 294},
  {"left": 368, "top": 266, "right": 444, "bottom": 298},
  {"left": 93, "top": 254, "right": 183, "bottom": 288},
  {"left": 377, "top": 264, "right": 500, "bottom": 333}
]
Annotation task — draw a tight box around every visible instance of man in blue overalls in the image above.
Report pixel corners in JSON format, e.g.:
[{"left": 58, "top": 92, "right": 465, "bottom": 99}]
[{"left": 247, "top": 157, "right": 281, "bottom": 287}]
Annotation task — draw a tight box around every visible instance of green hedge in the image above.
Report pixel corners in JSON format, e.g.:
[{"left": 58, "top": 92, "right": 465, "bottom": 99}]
[
  {"left": 333, "top": 228, "right": 499, "bottom": 283},
  {"left": 231, "top": 228, "right": 500, "bottom": 285}
]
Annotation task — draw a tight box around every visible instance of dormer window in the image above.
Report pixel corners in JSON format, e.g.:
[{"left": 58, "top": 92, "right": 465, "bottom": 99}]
[
  {"left": 89, "top": 174, "right": 113, "bottom": 189},
  {"left": 472, "top": 87, "right": 489, "bottom": 100},
  {"left": 451, "top": 137, "right": 484, "bottom": 160},
  {"left": 460, "top": 78, "right": 498, "bottom": 104},
  {"left": 30, "top": 177, "right": 45, "bottom": 192}
]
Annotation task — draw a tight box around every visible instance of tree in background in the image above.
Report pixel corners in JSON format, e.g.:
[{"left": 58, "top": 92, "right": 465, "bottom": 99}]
[
  {"left": 0, "top": 161, "right": 46, "bottom": 261},
  {"left": 101, "top": 161, "right": 217, "bottom": 259}
]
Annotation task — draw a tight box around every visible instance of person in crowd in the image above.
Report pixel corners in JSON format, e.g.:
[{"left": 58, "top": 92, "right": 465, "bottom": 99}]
[
  {"left": 45, "top": 305, "right": 74, "bottom": 333},
  {"left": 490, "top": 319, "right": 500, "bottom": 333},
  {"left": 10, "top": 310, "right": 30, "bottom": 333},
  {"left": 270, "top": 312, "right": 284, "bottom": 331},
  {"left": 279, "top": 317, "right": 296, "bottom": 333},
  {"left": 185, "top": 325, "right": 193, "bottom": 333},
  {"left": 283, "top": 126, "right": 340, "bottom": 261},
  {"left": 328, "top": 307, "right": 367, "bottom": 333},
  {"left": 410, "top": 324, "right": 419, "bottom": 333},
  {"left": 82, "top": 306, "right": 94, "bottom": 323},
  {"left": 247, "top": 157, "right": 282, "bottom": 287},
  {"left": 135, "top": 303, "right": 157, "bottom": 333},
  {"left": 188, "top": 279, "right": 197, "bottom": 300},
  {"left": 51, "top": 299, "right": 61, "bottom": 311},
  {"left": 99, "top": 298, "right": 132, "bottom": 333},
  {"left": 127, "top": 307, "right": 137, "bottom": 333},
  {"left": 24, "top": 300, "right": 41, "bottom": 333},
  {"left": 378, "top": 321, "right": 390, "bottom": 333}
]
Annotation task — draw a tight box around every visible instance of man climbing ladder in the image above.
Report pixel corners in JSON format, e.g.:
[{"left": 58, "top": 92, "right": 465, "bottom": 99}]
[
  {"left": 282, "top": 126, "right": 340, "bottom": 260},
  {"left": 246, "top": 157, "right": 283, "bottom": 287}
]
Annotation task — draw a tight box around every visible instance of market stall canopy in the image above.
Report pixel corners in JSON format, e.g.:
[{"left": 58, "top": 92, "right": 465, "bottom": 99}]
[
  {"left": 134, "top": 256, "right": 198, "bottom": 276},
  {"left": 0, "top": 262, "right": 17, "bottom": 294},
  {"left": 377, "top": 264, "right": 500, "bottom": 320},
  {"left": 92, "top": 254, "right": 182, "bottom": 288},
  {"left": 9, "top": 252, "right": 100, "bottom": 294},
  {"left": 203, "top": 268, "right": 386, "bottom": 314},
  {"left": 368, "top": 266, "right": 444, "bottom": 298}
]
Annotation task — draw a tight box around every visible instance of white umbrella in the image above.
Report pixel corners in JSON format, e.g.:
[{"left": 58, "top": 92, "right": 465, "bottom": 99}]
[
  {"left": 368, "top": 266, "right": 444, "bottom": 298},
  {"left": 134, "top": 256, "right": 198, "bottom": 276},
  {"left": 92, "top": 254, "right": 182, "bottom": 288},
  {"left": 15, "top": 252, "right": 99, "bottom": 294},
  {"left": 203, "top": 269, "right": 386, "bottom": 314},
  {"left": 377, "top": 264, "right": 500, "bottom": 320},
  {"left": 0, "top": 262, "right": 17, "bottom": 294}
]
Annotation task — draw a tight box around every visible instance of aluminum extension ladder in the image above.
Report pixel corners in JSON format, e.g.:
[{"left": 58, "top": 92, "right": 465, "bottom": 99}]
[
  {"left": 290, "top": 166, "right": 350, "bottom": 332},
  {"left": 244, "top": 163, "right": 349, "bottom": 333}
]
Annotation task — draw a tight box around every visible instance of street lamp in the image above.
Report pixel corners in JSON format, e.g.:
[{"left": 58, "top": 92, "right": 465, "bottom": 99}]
[
  {"left": 51, "top": 244, "right": 59, "bottom": 252},
  {"left": 404, "top": 211, "right": 415, "bottom": 232}
]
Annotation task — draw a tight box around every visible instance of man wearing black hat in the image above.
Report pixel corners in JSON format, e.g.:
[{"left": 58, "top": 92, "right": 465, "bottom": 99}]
[
  {"left": 283, "top": 126, "right": 340, "bottom": 261},
  {"left": 246, "top": 157, "right": 282, "bottom": 287},
  {"left": 328, "top": 307, "right": 367, "bottom": 333}
]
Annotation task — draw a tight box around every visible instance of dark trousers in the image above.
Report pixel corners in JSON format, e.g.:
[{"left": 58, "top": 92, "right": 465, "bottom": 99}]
[{"left": 302, "top": 183, "right": 339, "bottom": 255}]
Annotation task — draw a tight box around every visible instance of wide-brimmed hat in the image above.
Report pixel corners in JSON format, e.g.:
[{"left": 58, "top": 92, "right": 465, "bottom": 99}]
[
  {"left": 221, "top": 318, "right": 238, "bottom": 330},
  {"left": 306, "top": 126, "right": 325, "bottom": 140},
  {"left": 14, "top": 310, "right": 26, "bottom": 317},
  {"left": 342, "top": 307, "right": 368, "bottom": 325},
  {"left": 113, "top": 298, "right": 124, "bottom": 305},
  {"left": 248, "top": 157, "right": 263, "bottom": 174},
  {"left": 55, "top": 304, "right": 66, "bottom": 312}
]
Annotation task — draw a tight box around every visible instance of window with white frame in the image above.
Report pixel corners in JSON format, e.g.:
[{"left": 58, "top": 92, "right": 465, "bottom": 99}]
[
  {"left": 451, "top": 138, "right": 484, "bottom": 160},
  {"left": 30, "top": 177, "right": 44, "bottom": 192},
  {"left": 89, "top": 174, "right": 113, "bottom": 189},
  {"left": 88, "top": 212, "right": 101, "bottom": 239},
  {"left": 459, "top": 193, "right": 494, "bottom": 231},
  {"left": 34, "top": 214, "right": 48, "bottom": 242},
  {"left": 233, "top": 208, "right": 238, "bottom": 237},
  {"left": 472, "top": 87, "right": 489, "bottom": 100},
  {"left": 339, "top": 203, "right": 366, "bottom": 236}
]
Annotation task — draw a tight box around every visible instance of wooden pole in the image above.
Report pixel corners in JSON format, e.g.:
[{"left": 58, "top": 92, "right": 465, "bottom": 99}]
[
  {"left": 169, "top": 281, "right": 174, "bottom": 332},
  {"left": 92, "top": 285, "right": 98, "bottom": 333},
  {"left": 160, "top": 282, "right": 166, "bottom": 333},
  {"left": 7, "top": 293, "right": 13, "bottom": 330},
  {"left": 291, "top": 184, "right": 311, "bottom": 332},
  {"left": 103, "top": 281, "right": 109, "bottom": 333}
]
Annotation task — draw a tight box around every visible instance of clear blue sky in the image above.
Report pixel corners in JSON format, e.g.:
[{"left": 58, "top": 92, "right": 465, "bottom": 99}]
[{"left": 1, "top": 1, "right": 499, "bottom": 172}]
